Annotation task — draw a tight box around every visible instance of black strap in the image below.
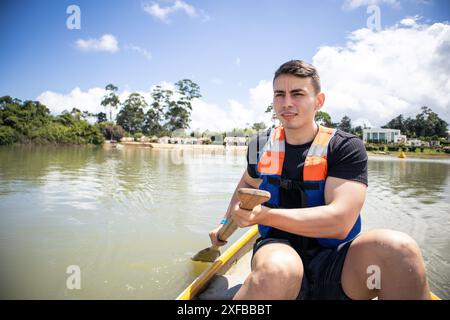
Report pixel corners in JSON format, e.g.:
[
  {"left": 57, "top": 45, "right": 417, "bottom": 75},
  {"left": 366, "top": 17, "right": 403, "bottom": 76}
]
[{"left": 267, "top": 176, "right": 320, "bottom": 191}]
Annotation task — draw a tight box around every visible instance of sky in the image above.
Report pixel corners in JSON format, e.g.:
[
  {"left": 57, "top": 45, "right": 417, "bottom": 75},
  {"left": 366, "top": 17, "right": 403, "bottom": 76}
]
[{"left": 0, "top": 0, "right": 449, "bottom": 131}]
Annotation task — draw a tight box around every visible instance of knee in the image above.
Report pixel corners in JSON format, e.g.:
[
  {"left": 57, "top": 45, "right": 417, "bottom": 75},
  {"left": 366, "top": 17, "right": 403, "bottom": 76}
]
[
  {"left": 251, "top": 252, "right": 303, "bottom": 288},
  {"left": 373, "top": 230, "right": 423, "bottom": 265}
]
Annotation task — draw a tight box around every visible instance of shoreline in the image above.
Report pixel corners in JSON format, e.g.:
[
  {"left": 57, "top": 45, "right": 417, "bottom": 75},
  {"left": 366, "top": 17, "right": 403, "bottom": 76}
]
[
  {"left": 367, "top": 151, "right": 450, "bottom": 159},
  {"left": 117, "top": 142, "right": 450, "bottom": 159},
  {"left": 118, "top": 141, "right": 248, "bottom": 151}
]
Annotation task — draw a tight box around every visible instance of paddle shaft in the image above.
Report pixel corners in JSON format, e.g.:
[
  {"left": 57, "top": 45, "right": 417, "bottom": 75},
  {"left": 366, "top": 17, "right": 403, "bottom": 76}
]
[{"left": 214, "top": 188, "right": 270, "bottom": 248}]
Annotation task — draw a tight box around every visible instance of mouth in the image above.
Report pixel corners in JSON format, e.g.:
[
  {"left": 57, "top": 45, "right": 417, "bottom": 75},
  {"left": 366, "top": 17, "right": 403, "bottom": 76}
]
[{"left": 280, "top": 112, "right": 298, "bottom": 120}]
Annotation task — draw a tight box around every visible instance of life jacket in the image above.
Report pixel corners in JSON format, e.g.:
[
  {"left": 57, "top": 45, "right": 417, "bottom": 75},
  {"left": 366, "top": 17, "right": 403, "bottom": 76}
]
[{"left": 255, "top": 125, "right": 361, "bottom": 248}]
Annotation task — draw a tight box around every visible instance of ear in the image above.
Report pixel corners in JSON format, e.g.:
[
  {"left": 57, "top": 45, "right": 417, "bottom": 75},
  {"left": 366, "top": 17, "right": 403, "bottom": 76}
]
[{"left": 315, "top": 92, "right": 325, "bottom": 111}]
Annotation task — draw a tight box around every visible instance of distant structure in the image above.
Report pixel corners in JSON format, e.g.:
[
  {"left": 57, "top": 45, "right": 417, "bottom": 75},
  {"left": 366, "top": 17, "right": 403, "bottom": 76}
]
[{"left": 362, "top": 128, "right": 405, "bottom": 144}]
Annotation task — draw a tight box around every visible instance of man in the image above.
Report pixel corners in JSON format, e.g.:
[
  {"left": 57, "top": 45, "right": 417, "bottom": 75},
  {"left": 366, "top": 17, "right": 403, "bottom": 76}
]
[{"left": 209, "top": 60, "right": 431, "bottom": 300}]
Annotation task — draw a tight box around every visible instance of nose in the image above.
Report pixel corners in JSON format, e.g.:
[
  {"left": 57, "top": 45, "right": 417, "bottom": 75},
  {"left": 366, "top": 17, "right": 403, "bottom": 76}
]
[{"left": 282, "top": 94, "right": 294, "bottom": 110}]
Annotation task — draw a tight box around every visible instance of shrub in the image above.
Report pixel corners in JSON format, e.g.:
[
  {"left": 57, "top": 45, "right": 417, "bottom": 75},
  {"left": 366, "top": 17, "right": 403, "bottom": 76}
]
[
  {"left": 0, "top": 125, "right": 17, "bottom": 145},
  {"left": 134, "top": 132, "right": 143, "bottom": 142}
]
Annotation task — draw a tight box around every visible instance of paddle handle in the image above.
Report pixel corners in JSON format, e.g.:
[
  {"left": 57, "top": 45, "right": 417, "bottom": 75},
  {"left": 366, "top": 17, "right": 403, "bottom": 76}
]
[{"left": 216, "top": 188, "right": 271, "bottom": 242}]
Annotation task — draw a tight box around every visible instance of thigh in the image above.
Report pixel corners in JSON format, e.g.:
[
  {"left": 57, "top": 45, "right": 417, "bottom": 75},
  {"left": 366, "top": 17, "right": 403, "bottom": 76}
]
[
  {"left": 251, "top": 238, "right": 305, "bottom": 297},
  {"left": 341, "top": 229, "right": 413, "bottom": 300}
]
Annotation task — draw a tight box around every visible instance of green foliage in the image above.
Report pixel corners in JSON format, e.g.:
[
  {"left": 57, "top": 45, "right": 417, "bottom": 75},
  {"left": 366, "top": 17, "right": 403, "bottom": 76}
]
[
  {"left": 252, "top": 122, "right": 267, "bottom": 131},
  {"left": 338, "top": 115, "right": 352, "bottom": 133},
  {"left": 144, "top": 85, "right": 166, "bottom": 136},
  {"left": 383, "top": 107, "right": 448, "bottom": 138},
  {"left": 133, "top": 132, "right": 143, "bottom": 141},
  {"left": 96, "top": 112, "right": 108, "bottom": 123},
  {"left": 101, "top": 84, "right": 120, "bottom": 122},
  {"left": 0, "top": 125, "right": 17, "bottom": 144},
  {"left": 0, "top": 96, "right": 104, "bottom": 146},
  {"left": 164, "top": 79, "right": 202, "bottom": 132},
  {"left": 315, "top": 111, "right": 333, "bottom": 127},
  {"left": 265, "top": 103, "right": 277, "bottom": 126},
  {"left": 116, "top": 93, "right": 146, "bottom": 134},
  {"left": 96, "top": 122, "right": 125, "bottom": 142}
]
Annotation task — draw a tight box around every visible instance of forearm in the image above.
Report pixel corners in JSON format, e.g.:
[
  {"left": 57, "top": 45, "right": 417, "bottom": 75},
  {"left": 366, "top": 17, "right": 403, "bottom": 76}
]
[{"left": 262, "top": 204, "right": 356, "bottom": 240}]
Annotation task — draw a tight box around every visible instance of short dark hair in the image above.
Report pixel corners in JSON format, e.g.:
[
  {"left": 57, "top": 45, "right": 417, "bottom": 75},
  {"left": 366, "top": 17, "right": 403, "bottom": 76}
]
[{"left": 273, "top": 60, "right": 321, "bottom": 94}]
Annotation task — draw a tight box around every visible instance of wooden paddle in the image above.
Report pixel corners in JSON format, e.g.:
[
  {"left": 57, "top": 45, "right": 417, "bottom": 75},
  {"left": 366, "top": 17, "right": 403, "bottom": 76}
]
[{"left": 191, "top": 188, "right": 271, "bottom": 262}]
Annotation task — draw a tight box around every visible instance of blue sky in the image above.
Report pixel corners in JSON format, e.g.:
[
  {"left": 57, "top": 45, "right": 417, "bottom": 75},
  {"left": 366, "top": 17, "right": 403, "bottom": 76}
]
[{"left": 1, "top": 0, "right": 449, "bottom": 131}]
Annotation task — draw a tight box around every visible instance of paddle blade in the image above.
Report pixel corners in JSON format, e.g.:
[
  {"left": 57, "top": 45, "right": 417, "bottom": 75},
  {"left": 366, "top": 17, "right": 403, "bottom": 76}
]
[{"left": 191, "top": 247, "right": 221, "bottom": 262}]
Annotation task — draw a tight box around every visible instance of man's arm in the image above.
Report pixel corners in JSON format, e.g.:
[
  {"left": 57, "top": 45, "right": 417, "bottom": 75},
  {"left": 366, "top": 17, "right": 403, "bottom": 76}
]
[
  {"left": 222, "top": 170, "right": 261, "bottom": 221},
  {"left": 209, "top": 170, "right": 261, "bottom": 246},
  {"left": 231, "top": 176, "right": 366, "bottom": 240}
]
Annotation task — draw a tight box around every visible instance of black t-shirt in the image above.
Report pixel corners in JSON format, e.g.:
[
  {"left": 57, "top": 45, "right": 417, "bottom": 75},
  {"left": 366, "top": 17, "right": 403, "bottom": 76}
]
[{"left": 246, "top": 129, "right": 368, "bottom": 209}]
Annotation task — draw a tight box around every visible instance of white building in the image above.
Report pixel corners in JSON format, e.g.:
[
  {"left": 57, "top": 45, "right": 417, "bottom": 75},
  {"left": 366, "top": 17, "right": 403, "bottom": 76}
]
[
  {"left": 406, "top": 139, "right": 430, "bottom": 147},
  {"left": 363, "top": 128, "right": 401, "bottom": 144},
  {"left": 224, "top": 136, "right": 248, "bottom": 146}
]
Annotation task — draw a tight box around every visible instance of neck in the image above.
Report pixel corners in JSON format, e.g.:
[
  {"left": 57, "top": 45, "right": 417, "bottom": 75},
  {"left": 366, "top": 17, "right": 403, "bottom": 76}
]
[{"left": 284, "top": 121, "right": 319, "bottom": 145}]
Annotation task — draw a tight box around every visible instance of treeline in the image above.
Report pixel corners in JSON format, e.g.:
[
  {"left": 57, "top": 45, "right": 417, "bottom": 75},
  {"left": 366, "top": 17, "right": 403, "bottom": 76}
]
[
  {"left": 266, "top": 104, "right": 448, "bottom": 140},
  {"left": 0, "top": 78, "right": 202, "bottom": 145},
  {"left": 315, "top": 108, "right": 448, "bottom": 140},
  {"left": 0, "top": 96, "right": 104, "bottom": 145},
  {"left": 100, "top": 79, "right": 201, "bottom": 139},
  {"left": 381, "top": 106, "right": 448, "bottom": 139}
]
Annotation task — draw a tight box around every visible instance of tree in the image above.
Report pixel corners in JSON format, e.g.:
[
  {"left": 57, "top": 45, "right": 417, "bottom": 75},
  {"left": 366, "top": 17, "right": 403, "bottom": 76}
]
[
  {"left": 252, "top": 122, "right": 267, "bottom": 131},
  {"left": 0, "top": 96, "right": 104, "bottom": 145},
  {"left": 382, "top": 107, "right": 448, "bottom": 138},
  {"left": 315, "top": 111, "right": 333, "bottom": 127},
  {"left": 165, "top": 79, "right": 202, "bottom": 132},
  {"left": 418, "top": 106, "right": 448, "bottom": 138},
  {"left": 265, "top": 103, "right": 277, "bottom": 126},
  {"left": 383, "top": 114, "right": 405, "bottom": 132},
  {"left": 338, "top": 115, "right": 352, "bottom": 133},
  {"left": 403, "top": 117, "right": 416, "bottom": 137},
  {"left": 96, "top": 112, "right": 108, "bottom": 123},
  {"left": 116, "top": 93, "right": 147, "bottom": 134},
  {"left": 144, "top": 85, "right": 166, "bottom": 136},
  {"left": 352, "top": 126, "right": 363, "bottom": 138},
  {"left": 101, "top": 84, "right": 120, "bottom": 123}
]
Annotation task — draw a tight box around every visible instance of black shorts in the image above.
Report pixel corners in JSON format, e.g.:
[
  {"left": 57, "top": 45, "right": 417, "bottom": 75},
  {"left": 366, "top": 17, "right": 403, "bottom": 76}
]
[{"left": 251, "top": 229, "right": 354, "bottom": 300}]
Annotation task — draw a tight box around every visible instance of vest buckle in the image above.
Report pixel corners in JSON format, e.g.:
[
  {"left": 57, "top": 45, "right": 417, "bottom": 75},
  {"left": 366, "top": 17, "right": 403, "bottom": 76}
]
[{"left": 279, "top": 179, "right": 292, "bottom": 190}]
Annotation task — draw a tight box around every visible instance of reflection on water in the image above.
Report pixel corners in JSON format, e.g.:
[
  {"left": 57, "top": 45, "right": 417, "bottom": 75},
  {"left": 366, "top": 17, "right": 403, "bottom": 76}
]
[
  {"left": 0, "top": 146, "right": 449, "bottom": 299},
  {"left": 364, "top": 157, "right": 450, "bottom": 299}
]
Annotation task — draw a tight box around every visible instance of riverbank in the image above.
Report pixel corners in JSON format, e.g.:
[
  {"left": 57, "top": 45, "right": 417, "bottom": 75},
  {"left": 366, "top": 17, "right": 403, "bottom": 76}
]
[
  {"left": 118, "top": 141, "right": 248, "bottom": 151},
  {"left": 117, "top": 141, "right": 450, "bottom": 159},
  {"left": 367, "top": 151, "right": 450, "bottom": 159}
]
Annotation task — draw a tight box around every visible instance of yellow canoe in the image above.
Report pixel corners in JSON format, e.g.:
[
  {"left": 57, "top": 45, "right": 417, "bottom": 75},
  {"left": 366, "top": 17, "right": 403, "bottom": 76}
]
[{"left": 177, "top": 226, "right": 441, "bottom": 300}]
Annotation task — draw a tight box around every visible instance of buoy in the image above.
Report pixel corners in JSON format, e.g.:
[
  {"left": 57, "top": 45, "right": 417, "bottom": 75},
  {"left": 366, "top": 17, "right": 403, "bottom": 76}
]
[{"left": 398, "top": 151, "right": 406, "bottom": 158}]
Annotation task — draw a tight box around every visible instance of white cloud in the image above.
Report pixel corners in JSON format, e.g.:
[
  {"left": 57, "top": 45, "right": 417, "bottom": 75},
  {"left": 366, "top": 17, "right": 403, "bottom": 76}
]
[
  {"left": 189, "top": 80, "right": 274, "bottom": 132},
  {"left": 36, "top": 87, "right": 107, "bottom": 116},
  {"left": 36, "top": 87, "right": 152, "bottom": 120},
  {"left": 353, "top": 118, "right": 375, "bottom": 128},
  {"left": 190, "top": 98, "right": 266, "bottom": 132},
  {"left": 313, "top": 20, "right": 450, "bottom": 127},
  {"left": 342, "top": 0, "right": 401, "bottom": 10},
  {"left": 75, "top": 34, "right": 119, "bottom": 53},
  {"left": 124, "top": 44, "right": 152, "bottom": 60},
  {"left": 36, "top": 79, "right": 274, "bottom": 132},
  {"left": 399, "top": 15, "right": 420, "bottom": 27},
  {"left": 143, "top": 0, "right": 207, "bottom": 23},
  {"left": 249, "top": 80, "right": 277, "bottom": 126}
]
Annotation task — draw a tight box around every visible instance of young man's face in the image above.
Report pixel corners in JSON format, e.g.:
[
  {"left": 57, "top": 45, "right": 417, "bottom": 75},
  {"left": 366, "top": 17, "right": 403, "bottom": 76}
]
[{"left": 273, "top": 74, "right": 324, "bottom": 130}]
